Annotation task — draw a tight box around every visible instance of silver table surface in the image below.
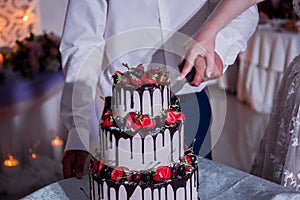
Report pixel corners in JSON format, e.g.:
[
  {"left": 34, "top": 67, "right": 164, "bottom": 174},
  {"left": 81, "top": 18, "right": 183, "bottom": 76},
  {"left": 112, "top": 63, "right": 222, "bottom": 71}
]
[{"left": 22, "top": 157, "right": 300, "bottom": 200}]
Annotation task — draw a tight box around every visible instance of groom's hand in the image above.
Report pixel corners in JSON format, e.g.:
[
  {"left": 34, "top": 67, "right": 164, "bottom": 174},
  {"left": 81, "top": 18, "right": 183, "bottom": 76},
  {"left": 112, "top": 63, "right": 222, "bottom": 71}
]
[{"left": 62, "top": 150, "right": 89, "bottom": 179}]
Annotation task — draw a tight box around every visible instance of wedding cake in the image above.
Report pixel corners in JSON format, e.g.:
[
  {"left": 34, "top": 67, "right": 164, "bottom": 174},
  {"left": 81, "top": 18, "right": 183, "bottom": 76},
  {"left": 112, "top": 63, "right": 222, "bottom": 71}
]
[{"left": 89, "top": 64, "right": 199, "bottom": 200}]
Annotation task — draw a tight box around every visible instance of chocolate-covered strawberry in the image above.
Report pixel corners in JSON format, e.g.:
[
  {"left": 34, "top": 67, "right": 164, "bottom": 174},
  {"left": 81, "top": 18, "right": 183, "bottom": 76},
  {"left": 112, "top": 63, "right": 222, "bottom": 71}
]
[
  {"left": 101, "top": 165, "right": 112, "bottom": 179},
  {"left": 136, "top": 64, "right": 145, "bottom": 72},
  {"left": 101, "top": 111, "right": 113, "bottom": 127},
  {"left": 132, "top": 172, "right": 142, "bottom": 182},
  {"left": 153, "top": 166, "right": 171, "bottom": 182},
  {"left": 165, "top": 109, "right": 184, "bottom": 125},
  {"left": 129, "top": 74, "right": 142, "bottom": 86},
  {"left": 111, "top": 166, "right": 124, "bottom": 182},
  {"left": 136, "top": 114, "right": 156, "bottom": 129},
  {"left": 126, "top": 112, "right": 141, "bottom": 130},
  {"left": 92, "top": 160, "right": 100, "bottom": 173},
  {"left": 141, "top": 72, "right": 158, "bottom": 85},
  {"left": 171, "top": 166, "right": 178, "bottom": 179},
  {"left": 178, "top": 165, "right": 186, "bottom": 176},
  {"left": 142, "top": 171, "right": 153, "bottom": 183},
  {"left": 158, "top": 71, "right": 169, "bottom": 84},
  {"left": 97, "top": 160, "right": 106, "bottom": 176}
]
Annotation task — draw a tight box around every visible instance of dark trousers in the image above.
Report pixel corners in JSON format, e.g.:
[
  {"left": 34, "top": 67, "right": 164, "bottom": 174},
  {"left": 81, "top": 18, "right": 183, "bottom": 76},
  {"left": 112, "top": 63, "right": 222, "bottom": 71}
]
[{"left": 177, "top": 90, "right": 212, "bottom": 160}]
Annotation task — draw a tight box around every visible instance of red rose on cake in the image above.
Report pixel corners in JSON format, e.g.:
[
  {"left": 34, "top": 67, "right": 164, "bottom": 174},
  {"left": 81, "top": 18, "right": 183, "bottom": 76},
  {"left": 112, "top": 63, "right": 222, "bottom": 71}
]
[{"left": 126, "top": 112, "right": 156, "bottom": 130}]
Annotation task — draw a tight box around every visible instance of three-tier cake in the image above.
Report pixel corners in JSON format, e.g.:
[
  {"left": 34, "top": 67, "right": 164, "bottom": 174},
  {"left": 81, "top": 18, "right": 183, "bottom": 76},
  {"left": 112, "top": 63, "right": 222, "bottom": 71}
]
[{"left": 89, "top": 64, "right": 199, "bottom": 200}]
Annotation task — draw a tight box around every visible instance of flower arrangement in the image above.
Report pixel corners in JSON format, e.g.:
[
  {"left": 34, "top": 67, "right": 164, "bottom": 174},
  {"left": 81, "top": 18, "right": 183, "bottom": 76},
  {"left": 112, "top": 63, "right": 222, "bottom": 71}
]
[{"left": 4, "top": 32, "right": 62, "bottom": 78}]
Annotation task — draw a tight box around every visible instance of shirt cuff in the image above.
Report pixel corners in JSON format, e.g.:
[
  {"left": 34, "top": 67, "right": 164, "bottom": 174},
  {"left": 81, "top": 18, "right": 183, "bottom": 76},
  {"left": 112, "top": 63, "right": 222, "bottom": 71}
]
[{"left": 215, "top": 31, "right": 232, "bottom": 67}]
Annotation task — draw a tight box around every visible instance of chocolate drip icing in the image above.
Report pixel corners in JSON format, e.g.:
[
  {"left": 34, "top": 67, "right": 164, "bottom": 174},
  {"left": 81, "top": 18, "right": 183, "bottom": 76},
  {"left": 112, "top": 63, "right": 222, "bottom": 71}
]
[
  {"left": 130, "top": 91, "right": 134, "bottom": 109},
  {"left": 101, "top": 182, "right": 104, "bottom": 199},
  {"left": 179, "top": 126, "right": 182, "bottom": 157},
  {"left": 161, "top": 86, "right": 164, "bottom": 110},
  {"left": 110, "top": 132, "right": 113, "bottom": 149},
  {"left": 130, "top": 140, "right": 133, "bottom": 159},
  {"left": 184, "top": 183, "right": 187, "bottom": 200},
  {"left": 153, "top": 135, "right": 157, "bottom": 161},
  {"left": 152, "top": 188, "right": 154, "bottom": 200},
  {"left": 113, "top": 84, "right": 169, "bottom": 117},
  {"left": 142, "top": 139, "right": 145, "bottom": 164},
  {"left": 138, "top": 89, "right": 143, "bottom": 114},
  {"left": 102, "top": 121, "right": 182, "bottom": 166},
  {"left": 107, "top": 183, "right": 111, "bottom": 200},
  {"left": 124, "top": 90, "right": 127, "bottom": 112},
  {"left": 190, "top": 175, "right": 193, "bottom": 200},
  {"left": 150, "top": 89, "right": 154, "bottom": 116},
  {"left": 97, "top": 183, "right": 101, "bottom": 200},
  {"left": 118, "top": 89, "right": 121, "bottom": 106},
  {"left": 158, "top": 188, "right": 161, "bottom": 200},
  {"left": 91, "top": 167, "right": 199, "bottom": 200},
  {"left": 104, "top": 131, "right": 108, "bottom": 151}
]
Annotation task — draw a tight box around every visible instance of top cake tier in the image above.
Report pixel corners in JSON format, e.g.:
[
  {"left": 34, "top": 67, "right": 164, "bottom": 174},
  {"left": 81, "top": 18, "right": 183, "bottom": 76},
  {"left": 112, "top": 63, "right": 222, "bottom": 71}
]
[{"left": 111, "top": 64, "right": 171, "bottom": 118}]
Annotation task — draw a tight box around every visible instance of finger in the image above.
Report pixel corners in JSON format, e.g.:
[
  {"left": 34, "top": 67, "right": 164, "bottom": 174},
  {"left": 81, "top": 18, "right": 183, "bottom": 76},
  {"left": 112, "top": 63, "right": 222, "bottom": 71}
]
[
  {"left": 178, "top": 52, "right": 197, "bottom": 80},
  {"left": 62, "top": 151, "right": 77, "bottom": 179},
  {"left": 214, "top": 53, "right": 224, "bottom": 78},
  {"left": 178, "top": 57, "right": 185, "bottom": 71},
  {"left": 190, "top": 56, "right": 206, "bottom": 86},
  {"left": 75, "top": 150, "right": 89, "bottom": 179},
  {"left": 204, "top": 53, "right": 223, "bottom": 81},
  {"left": 205, "top": 51, "right": 215, "bottom": 78}
]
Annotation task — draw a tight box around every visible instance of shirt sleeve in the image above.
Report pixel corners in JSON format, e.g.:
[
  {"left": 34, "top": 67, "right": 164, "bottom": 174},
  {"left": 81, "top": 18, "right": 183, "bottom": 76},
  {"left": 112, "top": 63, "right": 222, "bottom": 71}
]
[
  {"left": 214, "top": 5, "right": 259, "bottom": 71},
  {"left": 59, "top": 0, "right": 107, "bottom": 152}
]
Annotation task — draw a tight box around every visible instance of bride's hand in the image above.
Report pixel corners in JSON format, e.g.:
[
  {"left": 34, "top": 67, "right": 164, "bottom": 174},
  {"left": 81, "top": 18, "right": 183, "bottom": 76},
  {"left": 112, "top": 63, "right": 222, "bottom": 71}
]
[{"left": 178, "top": 26, "right": 223, "bottom": 86}]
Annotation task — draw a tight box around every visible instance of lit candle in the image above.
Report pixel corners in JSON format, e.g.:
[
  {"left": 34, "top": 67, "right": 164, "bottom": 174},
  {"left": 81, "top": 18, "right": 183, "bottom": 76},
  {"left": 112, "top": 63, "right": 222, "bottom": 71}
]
[
  {"left": 3, "top": 154, "right": 20, "bottom": 174},
  {"left": 51, "top": 136, "right": 63, "bottom": 161},
  {"left": 0, "top": 53, "right": 4, "bottom": 68}
]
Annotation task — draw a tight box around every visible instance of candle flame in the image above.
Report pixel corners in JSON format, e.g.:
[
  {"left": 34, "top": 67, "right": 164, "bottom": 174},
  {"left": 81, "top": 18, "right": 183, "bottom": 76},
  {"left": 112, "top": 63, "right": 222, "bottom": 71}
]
[
  {"left": 4, "top": 154, "right": 19, "bottom": 167},
  {"left": 31, "top": 153, "right": 37, "bottom": 159},
  {"left": 22, "top": 15, "right": 29, "bottom": 22},
  {"left": 51, "top": 136, "right": 63, "bottom": 147},
  {"left": 0, "top": 53, "right": 3, "bottom": 67}
]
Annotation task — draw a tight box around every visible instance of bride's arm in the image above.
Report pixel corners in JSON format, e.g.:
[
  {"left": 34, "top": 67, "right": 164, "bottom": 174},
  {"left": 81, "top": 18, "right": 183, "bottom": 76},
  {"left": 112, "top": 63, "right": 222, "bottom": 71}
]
[{"left": 179, "top": 0, "right": 265, "bottom": 86}]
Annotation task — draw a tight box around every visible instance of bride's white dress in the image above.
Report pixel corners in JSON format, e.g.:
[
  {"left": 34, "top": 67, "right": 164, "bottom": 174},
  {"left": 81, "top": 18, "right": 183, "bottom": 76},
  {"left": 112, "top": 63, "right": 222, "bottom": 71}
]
[{"left": 251, "top": 55, "right": 300, "bottom": 191}]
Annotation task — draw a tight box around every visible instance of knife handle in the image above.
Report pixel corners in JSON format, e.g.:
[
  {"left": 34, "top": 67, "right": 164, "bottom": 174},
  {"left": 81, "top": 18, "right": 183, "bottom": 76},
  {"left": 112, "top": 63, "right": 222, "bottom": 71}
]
[
  {"left": 179, "top": 59, "right": 196, "bottom": 82},
  {"left": 185, "top": 67, "right": 196, "bottom": 82}
]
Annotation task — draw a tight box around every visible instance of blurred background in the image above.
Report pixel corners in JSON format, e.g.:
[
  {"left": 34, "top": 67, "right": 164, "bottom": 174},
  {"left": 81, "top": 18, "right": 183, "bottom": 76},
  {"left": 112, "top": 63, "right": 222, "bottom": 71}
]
[{"left": 0, "top": 0, "right": 299, "bottom": 199}]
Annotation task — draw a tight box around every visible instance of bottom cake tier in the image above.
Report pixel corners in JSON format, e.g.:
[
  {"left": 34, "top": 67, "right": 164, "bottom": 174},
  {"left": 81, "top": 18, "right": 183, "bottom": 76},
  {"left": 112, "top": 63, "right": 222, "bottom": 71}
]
[{"left": 89, "top": 158, "right": 199, "bottom": 200}]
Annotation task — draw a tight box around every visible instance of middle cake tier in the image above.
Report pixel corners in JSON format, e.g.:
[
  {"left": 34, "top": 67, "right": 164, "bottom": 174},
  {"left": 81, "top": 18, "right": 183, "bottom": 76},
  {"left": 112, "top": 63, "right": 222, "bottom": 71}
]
[{"left": 99, "top": 122, "right": 185, "bottom": 171}]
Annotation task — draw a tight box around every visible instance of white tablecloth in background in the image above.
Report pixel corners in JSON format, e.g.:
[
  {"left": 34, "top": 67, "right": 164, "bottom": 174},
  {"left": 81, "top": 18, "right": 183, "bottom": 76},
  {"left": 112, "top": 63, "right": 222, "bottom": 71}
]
[{"left": 237, "top": 26, "right": 300, "bottom": 114}]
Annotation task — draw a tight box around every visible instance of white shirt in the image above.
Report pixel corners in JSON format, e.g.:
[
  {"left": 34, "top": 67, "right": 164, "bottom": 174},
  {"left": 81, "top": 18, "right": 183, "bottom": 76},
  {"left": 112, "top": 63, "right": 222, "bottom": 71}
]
[{"left": 59, "top": 0, "right": 259, "bottom": 152}]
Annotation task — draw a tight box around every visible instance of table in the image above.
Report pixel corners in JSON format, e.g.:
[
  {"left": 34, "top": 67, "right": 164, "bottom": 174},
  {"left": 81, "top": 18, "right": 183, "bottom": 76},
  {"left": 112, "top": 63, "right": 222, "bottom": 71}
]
[
  {"left": 21, "top": 157, "right": 300, "bottom": 200},
  {"left": 237, "top": 25, "right": 300, "bottom": 114}
]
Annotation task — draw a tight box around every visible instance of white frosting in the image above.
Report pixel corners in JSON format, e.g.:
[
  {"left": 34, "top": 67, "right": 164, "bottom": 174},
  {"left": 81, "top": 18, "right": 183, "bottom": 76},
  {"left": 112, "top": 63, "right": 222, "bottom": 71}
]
[{"left": 100, "top": 125, "right": 185, "bottom": 171}]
